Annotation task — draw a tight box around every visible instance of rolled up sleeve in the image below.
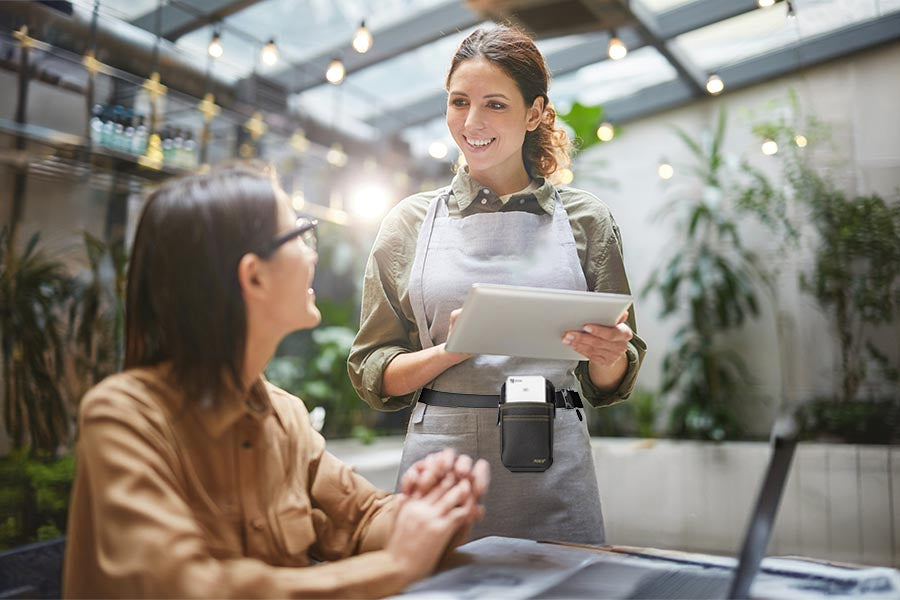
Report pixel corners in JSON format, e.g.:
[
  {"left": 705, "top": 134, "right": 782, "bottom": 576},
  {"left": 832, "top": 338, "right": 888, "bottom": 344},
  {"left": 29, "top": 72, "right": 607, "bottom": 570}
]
[
  {"left": 572, "top": 196, "right": 648, "bottom": 407},
  {"left": 348, "top": 200, "right": 429, "bottom": 411}
]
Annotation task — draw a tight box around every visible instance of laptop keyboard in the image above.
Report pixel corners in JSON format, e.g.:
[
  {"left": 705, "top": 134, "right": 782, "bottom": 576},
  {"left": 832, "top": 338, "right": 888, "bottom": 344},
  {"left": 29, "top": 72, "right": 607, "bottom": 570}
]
[{"left": 629, "top": 569, "right": 733, "bottom": 599}]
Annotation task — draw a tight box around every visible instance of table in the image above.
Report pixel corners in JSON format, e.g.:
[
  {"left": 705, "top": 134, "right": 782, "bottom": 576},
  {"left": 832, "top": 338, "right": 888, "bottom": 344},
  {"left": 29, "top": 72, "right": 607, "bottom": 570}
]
[{"left": 398, "top": 537, "right": 900, "bottom": 599}]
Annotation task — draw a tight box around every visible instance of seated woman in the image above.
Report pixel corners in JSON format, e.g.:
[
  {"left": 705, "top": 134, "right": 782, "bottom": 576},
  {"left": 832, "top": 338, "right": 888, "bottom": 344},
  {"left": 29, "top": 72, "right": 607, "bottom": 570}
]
[{"left": 63, "top": 163, "right": 489, "bottom": 599}]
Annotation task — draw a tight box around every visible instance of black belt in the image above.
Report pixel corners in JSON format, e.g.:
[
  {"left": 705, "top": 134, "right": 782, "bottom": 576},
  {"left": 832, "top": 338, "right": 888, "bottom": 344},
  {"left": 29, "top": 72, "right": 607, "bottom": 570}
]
[{"left": 420, "top": 388, "right": 584, "bottom": 410}]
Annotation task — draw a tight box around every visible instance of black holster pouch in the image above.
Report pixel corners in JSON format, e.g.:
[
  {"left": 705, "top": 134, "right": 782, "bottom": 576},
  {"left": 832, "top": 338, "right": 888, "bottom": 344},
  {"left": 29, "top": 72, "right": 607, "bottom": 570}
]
[{"left": 497, "top": 379, "right": 555, "bottom": 473}]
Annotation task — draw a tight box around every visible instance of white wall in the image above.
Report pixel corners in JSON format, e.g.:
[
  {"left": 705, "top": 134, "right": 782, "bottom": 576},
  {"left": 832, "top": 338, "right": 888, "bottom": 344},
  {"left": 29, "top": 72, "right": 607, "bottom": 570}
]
[{"left": 573, "top": 41, "right": 900, "bottom": 434}]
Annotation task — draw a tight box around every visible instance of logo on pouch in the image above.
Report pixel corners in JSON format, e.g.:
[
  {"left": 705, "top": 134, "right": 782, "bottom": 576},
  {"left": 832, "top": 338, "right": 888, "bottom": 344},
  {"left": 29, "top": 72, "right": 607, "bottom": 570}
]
[{"left": 533, "top": 458, "right": 547, "bottom": 464}]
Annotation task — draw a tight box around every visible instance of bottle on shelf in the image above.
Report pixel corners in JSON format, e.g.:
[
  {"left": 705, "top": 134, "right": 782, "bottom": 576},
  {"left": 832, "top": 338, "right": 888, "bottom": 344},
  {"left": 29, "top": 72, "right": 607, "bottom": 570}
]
[
  {"left": 131, "top": 115, "right": 148, "bottom": 155},
  {"left": 100, "top": 106, "right": 115, "bottom": 148},
  {"left": 173, "top": 128, "right": 185, "bottom": 168},
  {"left": 89, "top": 104, "right": 104, "bottom": 145},
  {"left": 161, "top": 128, "right": 174, "bottom": 166},
  {"left": 183, "top": 131, "right": 197, "bottom": 169},
  {"left": 112, "top": 105, "right": 126, "bottom": 151}
]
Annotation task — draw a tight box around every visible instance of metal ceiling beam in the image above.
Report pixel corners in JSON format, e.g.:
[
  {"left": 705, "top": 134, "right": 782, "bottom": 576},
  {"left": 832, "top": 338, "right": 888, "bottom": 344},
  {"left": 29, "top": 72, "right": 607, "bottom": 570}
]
[
  {"left": 623, "top": 0, "right": 707, "bottom": 96},
  {"left": 603, "top": 11, "right": 900, "bottom": 124},
  {"left": 270, "top": 0, "right": 482, "bottom": 94},
  {"left": 130, "top": 0, "right": 265, "bottom": 41},
  {"left": 368, "top": 0, "right": 761, "bottom": 134}
]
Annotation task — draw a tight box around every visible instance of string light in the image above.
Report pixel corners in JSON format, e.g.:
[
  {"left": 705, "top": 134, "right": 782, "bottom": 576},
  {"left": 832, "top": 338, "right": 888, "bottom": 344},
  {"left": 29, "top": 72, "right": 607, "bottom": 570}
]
[
  {"left": 706, "top": 74, "right": 724, "bottom": 95},
  {"left": 557, "top": 168, "right": 575, "bottom": 185},
  {"left": 352, "top": 21, "right": 373, "bottom": 54},
  {"left": 428, "top": 141, "right": 448, "bottom": 159},
  {"left": 658, "top": 161, "right": 674, "bottom": 180},
  {"left": 761, "top": 139, "right": 779, "bottom": 155},
  {"left": 794, "top": 134, "right": 808, "bottom": 148},
  {"left": 607, "top": 32, "right": 627, "bottom": 61},
  {"left": 260, "top": 38, "right": 278, "bottom": 66},
  {"left": 326, "top": 58, "right": 345, "bottom": 84},
  {"left": 758, "top": 0, "right": 775, "bottom": 7},
  {"left": 326, "top": 143, "right": 348, "bottom": 167},
  {"left": 596, "top": 122, "right": 614, "bottom": 142},
  {"left": 208, "top": 30, "right": 223, "bottom": 58}
]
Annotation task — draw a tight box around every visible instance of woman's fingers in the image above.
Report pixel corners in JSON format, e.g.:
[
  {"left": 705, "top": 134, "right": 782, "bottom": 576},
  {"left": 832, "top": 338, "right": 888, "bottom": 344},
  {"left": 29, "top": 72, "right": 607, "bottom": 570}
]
[
  {"left": 453, "top": 454, "right": 473, "bottom": 479},
  {"left": 471, "top": 458, "right": 490, "bottom": 497},
  {"left": 435, "top": 478, "right": 472, "bottom": 513}
]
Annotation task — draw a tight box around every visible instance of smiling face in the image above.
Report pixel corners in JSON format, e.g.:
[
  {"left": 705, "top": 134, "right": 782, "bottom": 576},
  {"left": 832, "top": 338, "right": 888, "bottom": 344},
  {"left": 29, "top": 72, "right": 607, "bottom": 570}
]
[
  {"left": 446, "top": 57, "right": 544, "bottom": 194},
  {"left": 266, "top": 194, "right": 321, "bottom": 333}
]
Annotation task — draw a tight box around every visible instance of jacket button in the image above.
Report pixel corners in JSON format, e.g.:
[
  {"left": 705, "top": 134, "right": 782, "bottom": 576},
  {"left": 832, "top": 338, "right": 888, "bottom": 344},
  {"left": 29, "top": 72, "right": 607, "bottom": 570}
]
[{"left": 251, "top": 517, "right": 265, "bottom": 530}]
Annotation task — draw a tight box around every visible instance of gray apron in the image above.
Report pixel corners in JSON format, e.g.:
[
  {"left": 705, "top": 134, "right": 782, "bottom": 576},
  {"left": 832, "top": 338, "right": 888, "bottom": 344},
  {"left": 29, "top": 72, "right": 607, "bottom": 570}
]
[{"left": 398, "top": 187, "right": 605, "bottom": 545}]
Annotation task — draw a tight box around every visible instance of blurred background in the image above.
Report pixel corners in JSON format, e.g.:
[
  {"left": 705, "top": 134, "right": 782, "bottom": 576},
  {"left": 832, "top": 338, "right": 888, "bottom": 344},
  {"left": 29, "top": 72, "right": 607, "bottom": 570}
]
[{"left": 0, "top": 0, "right": 898, "bottom": 569}]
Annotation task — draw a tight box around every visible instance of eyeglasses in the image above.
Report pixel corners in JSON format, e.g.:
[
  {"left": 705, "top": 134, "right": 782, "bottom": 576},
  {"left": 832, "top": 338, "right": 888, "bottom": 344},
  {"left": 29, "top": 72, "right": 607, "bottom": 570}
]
[{"left": 261, "top": 217, "right": 317, "bottom": 257}]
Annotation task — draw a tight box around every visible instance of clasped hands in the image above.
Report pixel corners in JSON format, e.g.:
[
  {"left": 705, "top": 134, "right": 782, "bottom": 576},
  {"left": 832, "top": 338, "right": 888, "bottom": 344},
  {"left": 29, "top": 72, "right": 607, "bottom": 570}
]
[{"left": 387, "top": 449, "right": 489, "bottom": 581}]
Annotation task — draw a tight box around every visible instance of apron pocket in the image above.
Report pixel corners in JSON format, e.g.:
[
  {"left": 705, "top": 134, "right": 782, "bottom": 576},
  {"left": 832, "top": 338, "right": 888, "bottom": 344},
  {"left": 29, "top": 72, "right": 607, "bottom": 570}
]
[
  {"left": 415, "top": 410, "right": 476, "bottom": 435},
  {"left": 499, "top": 402, "right": 554, "bottom": 472}
]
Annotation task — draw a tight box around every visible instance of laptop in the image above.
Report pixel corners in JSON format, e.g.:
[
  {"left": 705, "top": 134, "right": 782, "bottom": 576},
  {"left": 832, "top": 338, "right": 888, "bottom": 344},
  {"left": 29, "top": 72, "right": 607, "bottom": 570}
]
[{"left": 536, "top": 416, "right": 799, "bottom": 599}]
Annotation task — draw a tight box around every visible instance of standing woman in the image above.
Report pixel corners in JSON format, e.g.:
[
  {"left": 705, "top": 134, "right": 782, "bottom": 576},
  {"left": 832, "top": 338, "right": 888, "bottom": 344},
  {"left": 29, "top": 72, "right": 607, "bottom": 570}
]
[{"left": 349, "top": 27, "right": 647, "bottom": 545}]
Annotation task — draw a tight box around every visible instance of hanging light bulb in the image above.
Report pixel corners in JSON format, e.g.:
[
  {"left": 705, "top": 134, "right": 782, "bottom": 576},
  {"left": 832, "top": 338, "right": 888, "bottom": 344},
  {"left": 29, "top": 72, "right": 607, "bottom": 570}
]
[
  {"left": 794, "top": 134, "right": 808, "bottom": 148},
  {"left": 757, "top": 0, "right": 775, "bottom": 7},
  {"left": 326, "top": 58, "right": 345, "bottom": 84},
  {"left": 557, "top": 168, "right": 574, "bottom": 185},
  {"left": 761, "top": 139, "right": 779, "bottom": 155},
  {"left": 326, "top": 143, "right": 348, "bottom": 167},
  {"left": 208, "top": 31, "right": 223, "bottom": 58},
  {"left": 706, "top": 74, "right": 724, "bottom": 95},
  {"left": 352, "top": 20, "right": 373, "bottom": 54},
  {"left": 658, "top": 161, "right": 674, "bottom": 180},
  {"left": 260, "top": 38, "right": 279, "bottom": 66},
  {"left": 607, "top": 32, "right": 627, "bottom": 60},
  {"left": 596, "top": 122, "right": 614, "bottom": 142}
]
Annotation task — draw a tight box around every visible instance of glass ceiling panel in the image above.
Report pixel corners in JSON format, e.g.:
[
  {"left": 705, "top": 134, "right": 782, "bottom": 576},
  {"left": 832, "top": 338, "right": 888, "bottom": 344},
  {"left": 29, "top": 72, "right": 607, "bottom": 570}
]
[
  {"left": 636, "top": 0, "right": 693, "bottom": 12},
  {"left": 551, "top": 46, "right": 677, "bottom": 111},
  {"left": 291, "top": 24, "right": 490, "bottom": 139},
  {"left": 219, "top": 0, "right": 451, "bottom": 65},
  {"left": 80, "top": 0, "right": 164, "bottom": 22},
  {"left": 675, "top": 0, "right": 900, "bottom": 71},
  {"left": 176, "top": 25, "right": 259, "bottom": 84}
]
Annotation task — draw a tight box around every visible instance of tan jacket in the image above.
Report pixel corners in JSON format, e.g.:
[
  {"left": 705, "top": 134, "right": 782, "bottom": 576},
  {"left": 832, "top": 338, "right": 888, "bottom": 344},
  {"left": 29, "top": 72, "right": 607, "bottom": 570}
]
[{"left": 63, "top": 364, "right": 404, "bottom": 598}]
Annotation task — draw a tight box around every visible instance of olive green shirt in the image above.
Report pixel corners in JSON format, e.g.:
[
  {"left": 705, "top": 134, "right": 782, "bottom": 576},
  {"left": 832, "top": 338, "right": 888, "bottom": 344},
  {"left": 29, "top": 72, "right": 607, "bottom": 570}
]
[{"left": 348, "top": 169, "right": 647, "bottom": 411}]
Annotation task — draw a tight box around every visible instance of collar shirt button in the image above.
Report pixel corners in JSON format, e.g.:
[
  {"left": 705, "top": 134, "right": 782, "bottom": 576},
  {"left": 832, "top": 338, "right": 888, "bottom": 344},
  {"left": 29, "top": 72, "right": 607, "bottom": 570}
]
[
  {"left": 480, "top": 198, "right": 488, "bottom": 205},
  {"left": 251, "top": 517, "right": 265, "bottom": 530},
  {"left": 482, "top": 188, "right": 490, "bottom": 195},
  {"left": 519, "top": 198, "right": 525, "bottom": 205}
]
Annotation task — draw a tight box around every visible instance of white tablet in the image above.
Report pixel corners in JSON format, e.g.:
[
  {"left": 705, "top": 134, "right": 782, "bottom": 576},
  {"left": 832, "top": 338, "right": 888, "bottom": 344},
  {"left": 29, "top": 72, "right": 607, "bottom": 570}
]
[{"left": 444, "top": 283, "right": 633, "bottom": 361}]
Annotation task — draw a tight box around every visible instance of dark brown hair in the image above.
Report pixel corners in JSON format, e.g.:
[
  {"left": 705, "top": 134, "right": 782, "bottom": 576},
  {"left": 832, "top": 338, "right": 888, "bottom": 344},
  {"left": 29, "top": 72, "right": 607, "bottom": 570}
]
[
  {"left": 446, "top": 26, "right": 571, "bottom": 178},
  {"left": 125, "top": 162, "right": 281, "bottom": 402}
]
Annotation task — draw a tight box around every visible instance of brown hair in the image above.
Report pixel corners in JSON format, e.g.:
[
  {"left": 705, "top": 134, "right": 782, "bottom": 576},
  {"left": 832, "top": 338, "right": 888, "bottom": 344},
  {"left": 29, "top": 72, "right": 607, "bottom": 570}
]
[
  {"left": 125, "top": 162, "right": 281, "bottom": 402},
  {"left": 446, "top": 26, "right": 571, "bottom": 178}
]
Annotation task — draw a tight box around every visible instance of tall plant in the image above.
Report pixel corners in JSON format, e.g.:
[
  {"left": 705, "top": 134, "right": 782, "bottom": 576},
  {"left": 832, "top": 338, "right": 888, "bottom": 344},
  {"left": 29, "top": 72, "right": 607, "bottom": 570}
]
[
  {"left": 0, "top": 228, "right": 74, "bottom": 453},
  {"left": 751, "top": 97, "right": 900, "bottom": 404},
  {"left": 642, "top": 110, "right": 791, "bottom": 440}
]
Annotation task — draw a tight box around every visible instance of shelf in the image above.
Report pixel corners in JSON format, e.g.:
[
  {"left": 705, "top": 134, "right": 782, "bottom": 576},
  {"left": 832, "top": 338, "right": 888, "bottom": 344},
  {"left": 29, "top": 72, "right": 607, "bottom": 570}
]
[{"left": 0, "top": 117, "right": 192, "bottom": 183}]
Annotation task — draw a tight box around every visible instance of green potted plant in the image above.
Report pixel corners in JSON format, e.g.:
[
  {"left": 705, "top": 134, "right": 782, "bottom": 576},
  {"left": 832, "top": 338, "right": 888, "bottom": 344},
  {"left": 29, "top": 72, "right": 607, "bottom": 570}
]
[
  {"left": 642, "top": 110, "right": 793, "bottom": 441},
  {"left": 0, "top": 228, "right": 74, "bottom": 453},
  {"left": 751, "top": 96, "right": 900, "bottom": 442}
]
